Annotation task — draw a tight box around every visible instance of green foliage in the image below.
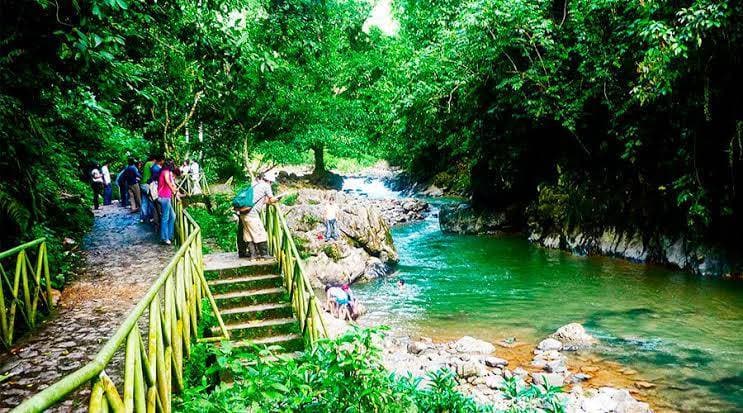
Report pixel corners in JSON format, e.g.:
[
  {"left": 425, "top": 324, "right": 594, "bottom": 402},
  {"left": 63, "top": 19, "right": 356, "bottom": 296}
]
[
  {"left": 301, "top": 214, "right": 323, "bottom": 228},
  {"left": 322, "top": 244, "right": 343, "bottom": 262},
  {"left": 292, "top": 236, "right": 312, "bottom": 260},
  {"left": 179, "top": 328, "right": 503, "bottom": 412},
  {"left": 188, "top": 198, "right": 236, "bottom": 253},
  {"left": 280, "top": 193, "right": 299, "bottom": 207}
]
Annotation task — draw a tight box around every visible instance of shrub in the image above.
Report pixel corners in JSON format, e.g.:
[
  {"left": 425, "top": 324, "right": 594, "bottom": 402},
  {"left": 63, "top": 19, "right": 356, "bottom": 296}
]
[
  {"left": 178, "top": 328, "right": 492, "bottom": 412},
  {"left": 281, "top": 192, "right": 299, "bottom": 206},
  {"left": 322, "top": 243, "right": 343, "bottom": 262},
  {"left": 187, "top": 207, "right": 235, "bottom": 252},
  {"left": 301, "top": 213, "right": 323, "bottom": 227}
]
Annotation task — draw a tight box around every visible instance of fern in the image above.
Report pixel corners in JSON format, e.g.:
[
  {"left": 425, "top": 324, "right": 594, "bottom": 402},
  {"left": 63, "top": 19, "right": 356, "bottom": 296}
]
[{"left": 0, "top": 186, "right": 31, "bottom": 230}]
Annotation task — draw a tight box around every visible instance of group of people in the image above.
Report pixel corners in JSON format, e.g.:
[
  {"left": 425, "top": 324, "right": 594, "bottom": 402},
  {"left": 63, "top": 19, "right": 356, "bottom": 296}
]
[
  {"left": 325, "top": 284, "right": 359, "bottom": 321},
  {"left": 89, "top": 155, "right": 186, "bottom": 245}
]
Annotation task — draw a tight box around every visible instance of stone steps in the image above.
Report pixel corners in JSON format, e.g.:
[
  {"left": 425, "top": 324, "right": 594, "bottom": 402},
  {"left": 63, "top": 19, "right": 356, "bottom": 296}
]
[{"left": 204, "top": 252, "right": 302, "bottom": 355}]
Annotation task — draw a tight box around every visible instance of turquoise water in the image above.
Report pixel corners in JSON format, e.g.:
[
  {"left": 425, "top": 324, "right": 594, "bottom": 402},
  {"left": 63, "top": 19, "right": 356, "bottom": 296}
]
[{"left": 352, "top": 203, "right": 743, "bottom": 412}]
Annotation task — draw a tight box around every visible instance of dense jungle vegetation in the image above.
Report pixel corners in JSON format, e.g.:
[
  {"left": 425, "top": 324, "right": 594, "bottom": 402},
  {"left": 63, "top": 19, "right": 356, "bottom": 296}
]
[{"left": 2, "top": 0, "right": 742, "bottom": 271}]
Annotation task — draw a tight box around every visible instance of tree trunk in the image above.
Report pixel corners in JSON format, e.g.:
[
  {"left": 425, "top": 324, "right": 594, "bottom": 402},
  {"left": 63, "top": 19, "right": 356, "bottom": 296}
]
[{"left": 313, "top": 143, "right": 325, "bottom": 176}]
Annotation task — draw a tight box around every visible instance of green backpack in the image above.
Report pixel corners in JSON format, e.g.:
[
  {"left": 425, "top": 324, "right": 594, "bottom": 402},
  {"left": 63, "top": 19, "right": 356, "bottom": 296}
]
[{"left": 232, "top": 185, "right": 255, "bottom": 209}]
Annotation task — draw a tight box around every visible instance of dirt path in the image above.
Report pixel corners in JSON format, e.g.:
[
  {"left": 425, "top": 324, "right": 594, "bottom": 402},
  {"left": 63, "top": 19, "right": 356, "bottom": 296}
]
[{"left": 0, "top": 203, "right": 172, "bottom": 412}]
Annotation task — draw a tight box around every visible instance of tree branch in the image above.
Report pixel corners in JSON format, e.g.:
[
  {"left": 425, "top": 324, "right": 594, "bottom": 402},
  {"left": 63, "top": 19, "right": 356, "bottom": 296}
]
[{"left": 172, "top": 90, "right": 204, "bottom": 135}]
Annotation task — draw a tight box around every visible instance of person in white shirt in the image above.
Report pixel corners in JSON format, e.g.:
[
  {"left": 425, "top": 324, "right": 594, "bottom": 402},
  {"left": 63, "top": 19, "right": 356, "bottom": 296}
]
[
  {"left": 323, "top": 196, "right": 340, "bottom": 241},
  {"left": 101, "top": 162, "right": 112, "bottom": 205},
  {"left": 90, "top": 165, "right": 104, "bottom": 210},
  {"left": 189, "top": 160, "right": 202, "bottom": 195}
]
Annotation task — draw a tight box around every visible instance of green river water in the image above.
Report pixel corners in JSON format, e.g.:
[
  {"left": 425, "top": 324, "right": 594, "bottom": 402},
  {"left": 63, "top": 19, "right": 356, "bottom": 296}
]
[{"left": 344, "top": 180, "right": 743, "bottom": 412}]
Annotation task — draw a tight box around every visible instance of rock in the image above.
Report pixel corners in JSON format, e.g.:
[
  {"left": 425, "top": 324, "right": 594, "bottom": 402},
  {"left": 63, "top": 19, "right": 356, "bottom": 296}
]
[
  {"left": 581, "top": 366, "right": 600, "bottom": 373},
  {"left": 407, "top": 341, "right": 429, "bottom": 355},
  {"left": 49, "top": 289, "right": 62, "bottom": 307},
  {"left": 484, "top": 356, "right": 508, "bottom": 368},
  {"left": 484, "top": 375, "right": 506, "bottom": 390},
  {"left": 531, "top": 372, "right": 565, "bottom": 388},
  {"left": 453, "top": 336, "right": 495, "bottom": 354},
  {"left": 663, "top": 237, "right": 689, "bottom": 268},
  {"left": 421, "top": 185, "right": 444, "bottom": 197},
  {"left": 551, "top": 323, "right": 596, "bottom": 350},
  {"left": 439, "top": 204, "right": 519, "bottom": 235},
  {"left": 456, "top": 360, "right": 487, "bottom": 378},
  {"left": 532, "top": 350, "right": 567, "bottom": 374},
  {"left": 536, "top": 338, "right": 563, "bottom": 352},
  {"left": 569, "top": 373, "right": 592, "bottom": 383},
  {"left": 634, "top": 381, "right": 655, "bottom": 389}
]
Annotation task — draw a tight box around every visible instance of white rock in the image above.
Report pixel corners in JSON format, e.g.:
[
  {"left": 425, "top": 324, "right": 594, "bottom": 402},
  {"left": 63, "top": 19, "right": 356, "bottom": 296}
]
[
  {"left": 551, "top": 323, "right": 596, "bottom": 350},
  {"left": 532, "top": 372, "right": 565, "bottom": 388},
  {"left": 454, "top": 336, "right": 495, "bottom": 354},
  {"left": 407, "top": 341, "right": 428, "bottom": 355},
  {"left": 484, "top": 356, "right": 509, "bottom": 368},
  {"left": 537, "top": 337, "right": 563, "bottom": 352},
  {"left": 456, "top": 360, "right": 487, "bottom": 378},
  {"left": 485, "top": 375, "right": 506, "bottom": 390}
]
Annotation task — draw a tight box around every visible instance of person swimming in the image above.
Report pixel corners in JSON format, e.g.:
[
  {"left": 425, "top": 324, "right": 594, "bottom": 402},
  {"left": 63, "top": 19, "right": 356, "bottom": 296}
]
[{"left": 397, "top": 279, "right": 406, "bottom": 291}]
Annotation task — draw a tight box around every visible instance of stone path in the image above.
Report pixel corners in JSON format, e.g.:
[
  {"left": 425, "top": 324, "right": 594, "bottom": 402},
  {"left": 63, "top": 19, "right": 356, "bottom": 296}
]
[{"left": 0, "top": 203, "right": 171, "bottom": 412}]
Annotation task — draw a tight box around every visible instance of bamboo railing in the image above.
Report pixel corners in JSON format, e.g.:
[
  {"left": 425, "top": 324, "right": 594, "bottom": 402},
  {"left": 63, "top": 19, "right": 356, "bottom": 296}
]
[
  {"left": 263, "top": 204, "right": 328, "bottom": 346},
  {"left": 12, "top": 201, "right": 229, "bottom": 413},
  {"left": 0, "top": 238, "right": 53, "bottom": 349}
]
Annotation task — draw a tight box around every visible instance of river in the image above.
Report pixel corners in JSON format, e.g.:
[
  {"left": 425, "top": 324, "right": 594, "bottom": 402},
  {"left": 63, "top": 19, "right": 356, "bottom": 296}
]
[{"left": 343, "top": 177, "right": 743, "bottom": 412}]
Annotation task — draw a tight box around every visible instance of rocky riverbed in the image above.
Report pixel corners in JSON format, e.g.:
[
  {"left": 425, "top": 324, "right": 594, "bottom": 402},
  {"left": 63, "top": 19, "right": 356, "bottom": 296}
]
[{"left": 380, "top": 323, "right": 654, "bottom": 412}]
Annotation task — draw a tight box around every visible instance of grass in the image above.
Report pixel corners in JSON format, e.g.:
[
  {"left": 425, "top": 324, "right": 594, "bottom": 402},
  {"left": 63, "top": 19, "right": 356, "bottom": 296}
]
[{"left": 187, "top": 203, "right": 236, "bottom": 252}]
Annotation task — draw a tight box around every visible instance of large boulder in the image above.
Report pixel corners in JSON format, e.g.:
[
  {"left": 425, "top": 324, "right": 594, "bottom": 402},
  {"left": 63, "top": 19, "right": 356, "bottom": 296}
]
[
  {"left": 453, "top": 336, "right": 495, "bottom": 354},
  {"left": 551, "top": 323, "right": 596, "bottom": 351},
  {"left": 536, "top": 338, "right": 563, "bottom": 352},
  {"left": 282, "top": 189, "right": 398, "bottom": 287}
]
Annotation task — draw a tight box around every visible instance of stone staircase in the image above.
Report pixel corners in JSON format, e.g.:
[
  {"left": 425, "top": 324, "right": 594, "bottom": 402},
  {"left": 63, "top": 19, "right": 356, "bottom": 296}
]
[{"left": 203, "top": 252, "right": 304, "bottom": 353}]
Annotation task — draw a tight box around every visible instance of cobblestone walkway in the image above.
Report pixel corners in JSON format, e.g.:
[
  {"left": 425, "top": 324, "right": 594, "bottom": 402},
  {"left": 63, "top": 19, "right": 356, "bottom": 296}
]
[{"left": 0, "top": 203, "right": 171, "bottom": 411}]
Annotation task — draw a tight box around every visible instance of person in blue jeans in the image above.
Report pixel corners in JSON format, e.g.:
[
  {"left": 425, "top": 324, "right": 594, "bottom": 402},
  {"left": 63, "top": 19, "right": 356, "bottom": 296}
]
[
  {"left": 323, "top": 197, "right": 339, "bottom": 241},
  {"left": 158, "top": 161, "right": 178, "bottom": 244}
]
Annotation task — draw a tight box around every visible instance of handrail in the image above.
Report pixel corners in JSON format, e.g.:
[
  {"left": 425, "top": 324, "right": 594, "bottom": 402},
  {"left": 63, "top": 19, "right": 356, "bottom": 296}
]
[
  {"left": 0, "top": 237, "right": 53, "bottom": 348},
  {"left": 263, "top": 204, "right": 327, "bottom": 346},
  {"left": 12, "top": 199, "right": 229, "bottom": 413}
]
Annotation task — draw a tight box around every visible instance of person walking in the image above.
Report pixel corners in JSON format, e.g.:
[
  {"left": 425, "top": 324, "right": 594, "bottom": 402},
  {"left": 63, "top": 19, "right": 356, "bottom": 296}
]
[
  {"left": 90, "top": 164, "right": 104, "bottom": 210},
  {"left": 158, "top": 160, "right": 178, "bottom": 245},
  {"left": 125, "top": 158, "right": 142, "bottom": 214},
  {"left": 149, "top": 157, "right": 163, "bottom": 226},
  {"left": 101, "top": 161, "right": 112, "bottom": 205},
  {"left": 323, "top": 196, "right": 340, "bottom": 241},
  {"left": 140, "top": 155, "right": 156, "bottom": 222},
  {"left": 235, "top": 173, "right": 277, "bottom": 259},
  {"left": 116, "top": 165, "right": 128, "bottom": 207}
]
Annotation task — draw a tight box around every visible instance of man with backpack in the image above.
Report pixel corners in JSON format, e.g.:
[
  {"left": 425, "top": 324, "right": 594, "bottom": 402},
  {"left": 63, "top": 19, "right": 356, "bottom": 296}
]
[{"left": 233, "top": 173, "right": 277, "bottom": 259}]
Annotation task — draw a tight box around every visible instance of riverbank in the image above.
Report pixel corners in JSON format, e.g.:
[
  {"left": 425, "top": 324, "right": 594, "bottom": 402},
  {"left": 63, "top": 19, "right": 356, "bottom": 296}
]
[
  {"left": 381, "top": 325, "right": 654, "bottom": 413},
  {"left": 195, "top": 167, "right": 743, "bottom": 411}
]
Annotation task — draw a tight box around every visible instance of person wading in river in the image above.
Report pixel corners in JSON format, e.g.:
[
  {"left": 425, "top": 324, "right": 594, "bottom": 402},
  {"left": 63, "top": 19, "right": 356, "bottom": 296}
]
[{"left": 234, "top": 173, "right": 277, "bottom": 260}]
